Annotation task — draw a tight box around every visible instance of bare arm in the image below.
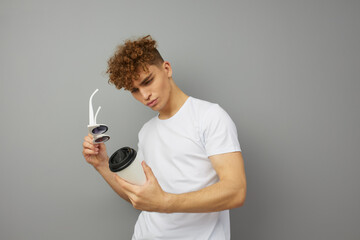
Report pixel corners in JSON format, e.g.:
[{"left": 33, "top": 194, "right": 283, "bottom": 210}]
[
  {"left": 115, "top": 151, "right": 247, "bottom": 213},
  {"left": 82, "top": 134, "right": 130, "bottom": 202},
  {"left": 164, "top": 151, "right": 246, "bottom": 212},
  {"left": 95, "top": 164, "right": 131, "bottom": 203}
]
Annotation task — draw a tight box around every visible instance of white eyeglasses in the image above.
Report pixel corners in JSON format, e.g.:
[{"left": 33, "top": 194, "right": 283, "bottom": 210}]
[{"left": 88, "top": 89, "right": 110, "bottom": 143}]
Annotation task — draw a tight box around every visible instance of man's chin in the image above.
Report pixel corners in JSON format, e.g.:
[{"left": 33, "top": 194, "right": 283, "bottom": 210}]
[{"left": 150, "top": 105, "right": 160, "bottom": 111}]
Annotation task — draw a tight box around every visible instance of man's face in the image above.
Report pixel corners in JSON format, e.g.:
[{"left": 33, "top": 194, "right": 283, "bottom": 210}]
[{"left": 130, "top": 61, "right": 172, "bottom": 112}]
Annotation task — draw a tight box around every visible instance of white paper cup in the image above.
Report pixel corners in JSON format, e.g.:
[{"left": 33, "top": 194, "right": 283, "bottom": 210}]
[{"left": 109, "top": 147, "right": 146, "bottom": 185}]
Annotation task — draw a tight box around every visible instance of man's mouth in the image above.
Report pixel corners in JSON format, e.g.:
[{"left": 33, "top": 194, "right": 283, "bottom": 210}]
[{"left": 147, "top": 98, "right": 158, "bottom": 107}]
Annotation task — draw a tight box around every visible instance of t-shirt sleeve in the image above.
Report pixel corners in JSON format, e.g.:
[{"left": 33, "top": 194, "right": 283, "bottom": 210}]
[{"left": 202, "top": 104, "right": 241, "bottom": 157}]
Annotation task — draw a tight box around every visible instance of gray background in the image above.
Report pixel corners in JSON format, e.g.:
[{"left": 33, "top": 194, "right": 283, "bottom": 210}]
[{"left": 1, "top": 0, "right": 359, "bottom": 239}]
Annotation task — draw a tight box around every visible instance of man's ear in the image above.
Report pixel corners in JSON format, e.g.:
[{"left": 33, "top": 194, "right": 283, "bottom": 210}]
[{"left": 163, "top": 61, "right": 172, "bottom": 78}]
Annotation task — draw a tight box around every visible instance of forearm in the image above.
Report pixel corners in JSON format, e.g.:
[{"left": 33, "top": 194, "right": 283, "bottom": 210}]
[
  {"left": 95, "top": 163, "right": 130, "bottom": 203},
  {"left": 164, "top": 179, "right": 246, "bottom": 213}
]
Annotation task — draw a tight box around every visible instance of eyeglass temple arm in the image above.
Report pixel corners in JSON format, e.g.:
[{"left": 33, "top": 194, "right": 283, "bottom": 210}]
[
  {"left": 94, "top": 106, "right": 101, "bottom": 125},
  {"left": 89, "top": 89, "right": 99, "bottom": 125}
]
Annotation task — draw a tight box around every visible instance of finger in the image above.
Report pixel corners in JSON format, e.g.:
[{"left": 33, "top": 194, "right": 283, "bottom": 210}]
[
  {"left": 84, "top": 135, "right": 94, "bottom": 144},
  {"left": 98, "top": 142, "right": 106, "bottom": 150},
  {"left": 114, "top": 174, "right": 138, "bottom": 193},
  {"left": 83, "top": 141, "right": 99, "bottom": 152},
  {"left": 114, "top": 174, "right": 130, "bottom": 188},
  {"left": 142, "top": 161, "right": 154, "bottom": 181},
  {"left": 83, "top": 148, "right": 99, "bottom": 155}
]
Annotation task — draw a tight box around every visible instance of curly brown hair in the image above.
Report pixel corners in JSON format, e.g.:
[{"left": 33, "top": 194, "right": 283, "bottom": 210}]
[{"left": 106, "top": 35, "right": 164, "bottom": 91}]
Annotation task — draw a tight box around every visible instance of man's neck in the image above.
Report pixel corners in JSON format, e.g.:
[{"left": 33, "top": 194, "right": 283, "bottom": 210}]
[{"left": 158, "top": 82, "right": 188, "bottom": 120}]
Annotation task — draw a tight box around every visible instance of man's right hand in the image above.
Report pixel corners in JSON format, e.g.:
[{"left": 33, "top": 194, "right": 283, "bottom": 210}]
[
  {"left": 82, "top": 133, "right": 131, "bottom": 202},
  {"left": 82, "top": 133, "right": 109, "bottom": 170}
]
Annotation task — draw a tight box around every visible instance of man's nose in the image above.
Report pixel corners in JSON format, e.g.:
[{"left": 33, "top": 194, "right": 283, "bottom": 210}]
[{"left": 140, "top": 88, "right": 151, "bottom": 100}]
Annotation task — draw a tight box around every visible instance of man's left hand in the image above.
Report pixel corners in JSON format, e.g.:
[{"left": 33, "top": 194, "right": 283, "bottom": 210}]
[{"left": 114, "top": 161, "right": 168, "bottom": 212}]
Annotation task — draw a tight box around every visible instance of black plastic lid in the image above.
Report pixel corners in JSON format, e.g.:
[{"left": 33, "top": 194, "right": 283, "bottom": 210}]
[{"left": 109, "top": 147, "right": 137, "bottom": 172}]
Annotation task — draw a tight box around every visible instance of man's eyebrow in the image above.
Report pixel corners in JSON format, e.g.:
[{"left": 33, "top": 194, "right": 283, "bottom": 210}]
[
  {"left": 131, "top": 73, "right": 154, "bottom": 91},
  {"left": 139, "top": 73, "right": 154, "bottom": 86}
]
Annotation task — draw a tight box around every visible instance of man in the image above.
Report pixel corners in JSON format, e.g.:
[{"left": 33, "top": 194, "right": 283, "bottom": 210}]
[{"left": 82, "top": 35, "right": 247, "bottom": 240}]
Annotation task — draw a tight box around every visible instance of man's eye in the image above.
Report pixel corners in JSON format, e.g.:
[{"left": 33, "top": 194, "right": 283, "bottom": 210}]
[
  {"left": 131, "top": 88, "right": 138, "bottom": 93},
  {"left": 145, "top": 79, "right": 153, "bottom": 85}
]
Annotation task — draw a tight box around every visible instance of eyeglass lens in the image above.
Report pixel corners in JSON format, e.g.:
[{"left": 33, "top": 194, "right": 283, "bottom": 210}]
[
  {"left": 92, "top": 125, "right": 108, "bottom": 134},
  {"left": 95, "top": 136, "right": 110, "bottom": 143}
]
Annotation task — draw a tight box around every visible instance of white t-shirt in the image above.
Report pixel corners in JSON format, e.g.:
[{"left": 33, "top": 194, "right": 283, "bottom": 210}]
[{"left": 132, "top": 96, "right": 241, "bottom": 240}]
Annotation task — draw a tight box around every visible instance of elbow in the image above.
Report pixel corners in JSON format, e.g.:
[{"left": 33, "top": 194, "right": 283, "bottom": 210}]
[{"left": 233, "top": 186, "right": 246, "bottom": 208}]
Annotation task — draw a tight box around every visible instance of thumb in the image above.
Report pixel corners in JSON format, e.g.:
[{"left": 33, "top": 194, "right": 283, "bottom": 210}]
[
  {"left": 142, "top": 161, "right": 154, "bottom": 181},
  {"left": 99, "top": 142, "right": 106, "bottom": 150}
]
